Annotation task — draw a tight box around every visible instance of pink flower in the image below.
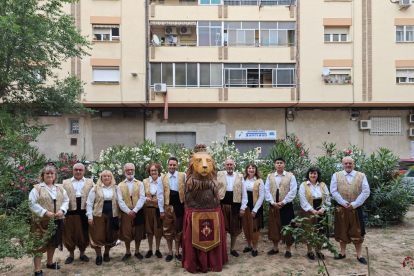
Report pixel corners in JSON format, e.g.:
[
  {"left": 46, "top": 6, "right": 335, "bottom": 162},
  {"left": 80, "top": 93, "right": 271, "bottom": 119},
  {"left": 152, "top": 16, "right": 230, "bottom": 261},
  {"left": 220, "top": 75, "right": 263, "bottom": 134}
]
[
  {"left": 294, "top": 137, "right": 298, "bottom": 142},
  {"left": 11, "top": 183, "right": 14, "bottom": 186},
  {"left": 349, "top": 150, "right": 352, "bottom": 154},
  {"left": 299, "top": 145, "right": 302, "bottom": 148},
  {"left": 0, "top": 195, "right": 3, "bottom": 198},
  {"left": 18, "top": 166, "right": 25, "bottom": 171},
  {"left": 21, "top": 179, "right": 25, "bottom": 182},
  {"left": 27, "top": 138, "right": 30, "bottom": 142},
  {"left": 63, "top": 173, "right": 67, "bottom": 177},
  {"left": 301, "top": 151, "right": 304, "bottom": 156}
]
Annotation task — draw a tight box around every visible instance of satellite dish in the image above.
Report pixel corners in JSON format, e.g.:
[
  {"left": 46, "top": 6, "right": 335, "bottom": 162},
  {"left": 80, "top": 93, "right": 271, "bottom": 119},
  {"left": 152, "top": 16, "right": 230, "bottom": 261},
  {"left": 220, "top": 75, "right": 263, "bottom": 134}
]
[
  {"left": 152, "top": 35, "right": 160, "bottom": 46},
  {"left": 322, "top": 67, "right": 330, "bottom": 77}
]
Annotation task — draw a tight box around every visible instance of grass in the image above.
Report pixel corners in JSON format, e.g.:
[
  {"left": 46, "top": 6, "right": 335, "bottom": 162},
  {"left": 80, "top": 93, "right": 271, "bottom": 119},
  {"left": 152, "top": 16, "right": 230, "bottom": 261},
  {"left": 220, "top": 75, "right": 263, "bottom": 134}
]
[{"left": 155, "top": 264, "right": 164, "bottom": 271}]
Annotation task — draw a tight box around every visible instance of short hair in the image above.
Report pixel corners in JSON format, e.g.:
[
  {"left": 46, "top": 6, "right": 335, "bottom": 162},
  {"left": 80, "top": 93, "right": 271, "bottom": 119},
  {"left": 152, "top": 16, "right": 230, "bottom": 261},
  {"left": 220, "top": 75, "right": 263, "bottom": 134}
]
[
  {"left": 225, "top": 158, "right": 234, "bottom": 165},
  {"left": 38, "top": 165, "right": 58, "bottom": 184},
  {"left": 73, "top": 163, "right": 85, "bottom": 170},
  {"left": 96, "top": 170, "right": 116, "bottom": 186},
  {"left": 274, "top": 157, "right": 286, "bottom": 164},
  {"left": 168, "top": 157, "right": 179, "bottom": 165},
  {"left": 342, "top": 156, "right": 354, "bottom": 163},
  {"left": 305, "top": 166, "right": 322, "bottom": 183},
  {"left": 124, "top": 163, "right": 135, "bottom": 170},
  {"left": 146, "top": 163, "right": 162, "bottom": 176},
  {"left": 243, "top": 163, "right": 261, "bottom": 180}
]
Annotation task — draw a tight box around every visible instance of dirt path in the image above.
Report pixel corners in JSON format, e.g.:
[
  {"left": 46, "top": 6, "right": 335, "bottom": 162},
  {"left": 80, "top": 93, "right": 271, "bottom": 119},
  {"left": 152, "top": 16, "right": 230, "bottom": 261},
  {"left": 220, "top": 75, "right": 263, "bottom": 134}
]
[{"left": 5, "top": 206, "right": 414, "bottom": 276}]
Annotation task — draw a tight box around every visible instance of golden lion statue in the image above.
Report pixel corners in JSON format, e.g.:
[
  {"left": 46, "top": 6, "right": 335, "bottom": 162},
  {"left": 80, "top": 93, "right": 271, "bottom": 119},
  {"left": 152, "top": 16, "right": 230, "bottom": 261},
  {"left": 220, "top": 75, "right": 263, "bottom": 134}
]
[{"left": 185, "top": 152, "right": 220, "bottom": 209}]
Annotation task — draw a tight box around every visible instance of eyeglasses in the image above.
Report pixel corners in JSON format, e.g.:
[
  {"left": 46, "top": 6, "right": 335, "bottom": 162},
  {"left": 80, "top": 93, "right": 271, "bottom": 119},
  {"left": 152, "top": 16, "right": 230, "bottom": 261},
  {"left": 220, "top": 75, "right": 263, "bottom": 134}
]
[
  {"left": 150, "top": 170, "right": 158, "bottom": 172},
  {"left": 45, "top": 172, "right": 55, "bottom": 175},
  {"left": 74, "top": 169, "right": 84, "bottom": 172},
  {"left": 125, "top": 169, "right": 135, "bottom": 172}
]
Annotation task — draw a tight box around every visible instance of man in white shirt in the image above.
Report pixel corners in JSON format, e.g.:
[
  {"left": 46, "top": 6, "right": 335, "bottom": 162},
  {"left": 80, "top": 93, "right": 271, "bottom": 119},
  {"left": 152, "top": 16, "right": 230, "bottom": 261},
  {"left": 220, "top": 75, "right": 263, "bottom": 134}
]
[
  {"left": 117, "top": 163, "right": 146, "bottom": 261},
  {"left": 62, "top": 163, "right": 94, "bottom": 264},
  {"left": 157, "top": 157, "right": 186, "bottom": 262},
  {"left": 264, "top": 157, "right": 297, "bottom": 258},
  {"left": 217, "top": 158, "right": 247, "bottom": 257},
  {"left": 330, "top": 157, "right": 370, "bottom": 264}
]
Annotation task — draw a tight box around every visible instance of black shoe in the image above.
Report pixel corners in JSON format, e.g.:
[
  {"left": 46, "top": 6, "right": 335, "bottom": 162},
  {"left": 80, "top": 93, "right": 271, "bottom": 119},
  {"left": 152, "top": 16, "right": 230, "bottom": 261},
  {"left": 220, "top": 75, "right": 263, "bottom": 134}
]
[
  {"left": 357, "top": 257, "right": 368, "bottom": 264},
  {"left": 307, "top": 252, "right": 315, "bottom": 260},
  {"left": 145, "top": 250, "right": 153, "bottom": 258},
  {"left": 80, "top": 255, "right": 89, "bottom": 262},
  {"left": 46, "top": 262, "right": 60, "bottom": 269},
  {"left": 243, "top": 247, "right": 253, "bottom": 253},
  {"left": 230, "top": 250, "right": 239, "bottom": 257},
  {"left": 135, "top": 253, "right": 143, "bottom": 260},
  {"left": 165, "top": 254, "right": 173, "bottom": 262},
  {"left": 317, "top": 253, "right": 325, "bottom": 260},
  {"left": 155, "top": 250, "right": 162, "bottom": 258},
  {"left": 34, "top": 270, "right": 43, "bottom": 276},
  {"left": 96, "top": 256, "right": 102, "bottom": 265},
  {"left": 334, "top": 254, "right": 346, "bottom": 260},
  {"left": 103, "top": 254, "right": 110, "bottom": 262},
  {"left": 285, "top": 251, "right": 292, "bottom": 258},
  {"left": 267, "top": 249, "right": 279, "bottom": 255},
  {"left": 122, "top": 253, "right": 131, "bottom": 261},
  {"left": 252, "top": 250, "right": 258, "bottom": 257},
  {"left": 175, "top": 254, "right": 182, "bottom": 261},
  {"left": 65, "top": 257, "right": 74, "bottom": 264}
]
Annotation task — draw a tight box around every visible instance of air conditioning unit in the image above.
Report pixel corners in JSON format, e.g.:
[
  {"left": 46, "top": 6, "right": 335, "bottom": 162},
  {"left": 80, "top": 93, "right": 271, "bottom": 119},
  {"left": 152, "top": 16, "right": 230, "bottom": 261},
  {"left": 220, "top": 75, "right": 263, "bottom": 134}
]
[
  {"left": 409, "top": 128, "right": 414, "bottom": 137},
  {"left": 179, "top": 26, "right": 192, "bottom": 36},
  {"left": 399, "top": 0, "right": 412, "bottom": 9},
  {"left": 165, "top": 26, "right": 177, "bottom": 36},
  {"left": 409, "top": 114, "right": 414, "bottom": 123},
  {"left": 359, "top": 120, "right": 371, "bottom": 130},
  {"left": 154, "top": 83, "right": 167, "bottom": 93}
]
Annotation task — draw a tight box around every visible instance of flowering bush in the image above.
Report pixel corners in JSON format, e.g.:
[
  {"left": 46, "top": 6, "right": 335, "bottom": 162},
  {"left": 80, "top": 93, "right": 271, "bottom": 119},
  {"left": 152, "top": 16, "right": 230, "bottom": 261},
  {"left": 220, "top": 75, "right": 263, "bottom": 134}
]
[{"left": 403, "top": 256, "right": 414, "bottom": 271}]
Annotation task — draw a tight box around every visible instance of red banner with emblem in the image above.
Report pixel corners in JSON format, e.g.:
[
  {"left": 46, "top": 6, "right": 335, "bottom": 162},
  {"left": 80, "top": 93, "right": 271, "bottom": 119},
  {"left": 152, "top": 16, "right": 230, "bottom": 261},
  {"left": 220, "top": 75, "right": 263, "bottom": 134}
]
[{"left": 191, "top": 211, "right": 220, "bottom": 252}]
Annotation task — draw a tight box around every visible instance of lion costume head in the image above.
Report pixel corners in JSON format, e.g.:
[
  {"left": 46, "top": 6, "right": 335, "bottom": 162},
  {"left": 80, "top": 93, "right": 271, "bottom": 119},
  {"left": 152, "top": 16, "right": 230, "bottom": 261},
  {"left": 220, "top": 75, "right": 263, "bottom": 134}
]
[{"left": 187, "top": 152, "right": 217, "bottom": 180}]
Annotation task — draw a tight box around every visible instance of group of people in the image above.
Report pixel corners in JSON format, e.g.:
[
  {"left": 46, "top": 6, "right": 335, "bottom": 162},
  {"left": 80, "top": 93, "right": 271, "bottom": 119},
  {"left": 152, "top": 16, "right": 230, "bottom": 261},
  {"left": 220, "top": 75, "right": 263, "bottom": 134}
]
[{"left": 29, "top": 155, "right": 370, "bottom": 276}]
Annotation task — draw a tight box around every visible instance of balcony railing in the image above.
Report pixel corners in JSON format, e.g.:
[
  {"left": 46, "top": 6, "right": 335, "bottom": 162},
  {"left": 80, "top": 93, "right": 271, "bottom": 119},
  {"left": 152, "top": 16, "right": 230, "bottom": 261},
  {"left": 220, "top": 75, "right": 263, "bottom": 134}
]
[{"left": 151, "top": 0, "right": 295, "bottom": 5}]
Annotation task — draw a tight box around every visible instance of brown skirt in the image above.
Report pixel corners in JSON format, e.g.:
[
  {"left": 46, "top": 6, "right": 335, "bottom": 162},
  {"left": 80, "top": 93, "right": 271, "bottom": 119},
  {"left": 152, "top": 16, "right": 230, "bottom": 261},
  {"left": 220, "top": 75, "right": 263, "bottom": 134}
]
[
  {"left": 89, "top": 214, "right": 119, "bottom": 249},
  {"left": 63, "top": 214, "right": 90, "bottom": 252},
  {"left": 267, "top": 205, "right": 294, "bottom": 246},
  {"left": 334, "top": 206, "right": 364, "bottom": 245},
  {"left": 144, "top": 207, "right": 163, "bottom": 238},
  {"left": 30, "top": 219, "right": 60, "bottom": 254},
  {"left": 119, "top": 212, "right": 145, "bottom": 243},
  {"left": 221, "top": 204, "right": 242, "bottom": 237},
  {"left": 242, "top": 207, "right": 261, "bottom": 244},
  {"left": 163, "top": 205, "right": 183, "bottom": 242}
]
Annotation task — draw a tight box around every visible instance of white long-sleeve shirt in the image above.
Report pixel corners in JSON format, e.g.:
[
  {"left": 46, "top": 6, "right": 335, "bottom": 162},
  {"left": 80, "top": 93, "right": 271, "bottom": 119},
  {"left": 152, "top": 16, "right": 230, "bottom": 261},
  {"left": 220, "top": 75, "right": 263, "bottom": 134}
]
[
  {"left": 299, "top": 181, "right": 331, "bottom": 212},
  {"left": 149, "top": 177, "right": 161, "bottom": 195},
  {"left": 70, "top": 177, "right": 85, "bottom": 197},
  {"left": 265, "top": 170, "right": 297, "bottom": 205},
  {"left": 241, "top": 177, "right": 264, "bottom": 213},
  {"left": 225, "top": 172, "right": 236, "bottom": 191},
  {"left": 117, "top": 179, "right": 146, "bottom": 214},
  {"left": 86, "top": 184, "right": 115, "bottom": 219},
  {"left": 29, "top": 183, "right": 69, "bottom": 217},
  {"left": 157, "top": 171, "right": 187, "bottom": 212},
  {"left": 330, "top": 170, "right": 370, "bottom": 209}
]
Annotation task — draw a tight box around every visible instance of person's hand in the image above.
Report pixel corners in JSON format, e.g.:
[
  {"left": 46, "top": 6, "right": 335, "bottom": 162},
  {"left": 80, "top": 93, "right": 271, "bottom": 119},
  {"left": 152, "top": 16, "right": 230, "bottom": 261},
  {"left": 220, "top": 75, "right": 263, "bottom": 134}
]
[
  {"left": 146, "top": 197, "right": 153, "bottom": 203},
  {"left": 128, "top": 210, "right": 136, "bottom": 219},
  {"left": 160, "top": 212, "right": 165, "bottom": 219},
  {"left": 55, "top": 210, "right": 64, "bottom": 219},
  {"left": 250, "top": 211, "right": 256, "bottom": 218},
  {"left": 272, "top": 203, "right": 280, "bottom": 209},
  {"left": 345, "top": 202, "right": 354, "bottom": 210},
  {"left": 88, "top": 219, "right": 94, "bottom": 226},
  {"left": 45, "top": 211, "right": 54, "bottom": 218},
  {"left": 318, "top": 209, "right": 325, "bottom": 215},
  {"left": 62, "top": 218, "right": 66, "bottom": 225},
  {"left": 276, "top": 202, "right": 285, "bottom": 209},
  {"left": 152, "top": 199, "right": 158, "bottom": 204},
  {"left": 239, "top": 209, "right": 245, "bottom": 217},
  {"left": 311, "top": 210, "right": 319, "bottom": 216}
]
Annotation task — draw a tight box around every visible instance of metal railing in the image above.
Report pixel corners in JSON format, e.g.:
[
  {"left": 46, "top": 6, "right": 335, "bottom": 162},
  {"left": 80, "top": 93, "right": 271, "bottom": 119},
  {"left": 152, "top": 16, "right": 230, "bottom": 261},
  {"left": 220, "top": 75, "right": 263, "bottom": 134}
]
[
  {"left": 151, "top": 0, "right": 294, "bottom": 5},
  {"left": 154, "top": 42, "right": 197, "bottom": 46}
]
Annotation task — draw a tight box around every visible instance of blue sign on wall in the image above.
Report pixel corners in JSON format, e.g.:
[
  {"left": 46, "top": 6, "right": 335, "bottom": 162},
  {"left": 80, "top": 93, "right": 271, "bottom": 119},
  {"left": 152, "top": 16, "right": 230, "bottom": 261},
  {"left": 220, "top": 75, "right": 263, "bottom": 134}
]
[{"left": 235, "top": 130, "right": 277, "bottom": 140}]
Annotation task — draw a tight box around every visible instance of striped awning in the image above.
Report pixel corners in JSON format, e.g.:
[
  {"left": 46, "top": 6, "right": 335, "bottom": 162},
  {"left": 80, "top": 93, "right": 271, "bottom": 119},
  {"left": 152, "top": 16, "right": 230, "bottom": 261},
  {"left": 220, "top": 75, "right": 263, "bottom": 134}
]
[
  {"left": 93, "top": 24, "right": 119, "bottom": 28},
  {"left": 150, "top": 21, "right": 196, "bottom": 26}
]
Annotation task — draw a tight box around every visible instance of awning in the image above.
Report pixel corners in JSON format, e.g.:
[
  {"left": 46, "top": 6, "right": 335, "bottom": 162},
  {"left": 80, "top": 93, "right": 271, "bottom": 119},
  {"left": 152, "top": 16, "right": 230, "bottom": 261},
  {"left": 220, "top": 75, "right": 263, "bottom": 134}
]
[
  {"left": 93, "top": 24, "right": 119, "bottom": 28},
  {"left": 150, "top": 21, "right": 196, "bottom": 26}
]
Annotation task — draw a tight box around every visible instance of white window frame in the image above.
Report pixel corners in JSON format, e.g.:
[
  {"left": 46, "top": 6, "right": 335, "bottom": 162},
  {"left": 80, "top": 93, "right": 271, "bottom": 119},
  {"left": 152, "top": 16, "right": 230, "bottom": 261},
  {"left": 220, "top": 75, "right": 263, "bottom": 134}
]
[
  {"left": 93, "top": 25, "right": 120, "bottom": 42},
  {"left": 197, "top": 22, "right": 223, "bottom": 46},
  {"left": 396, "top": 68, "right": 414, "bottom": 84},
  {"left": 198, "top": 0, "right": 221, "bottom": 5},
  {"left": 68, "top": 118, "right": 80, "bottom": 135},
  {"left": 324, "top": 67, "right": 352, "bottom": 84},
  {"left": 396, "top": 25, "right": 414, "bottom": 42},
  {"left": 92, "top": 67, "right": 120, "bottom": 83},
  {"left": 370, "top": 117, "right": 403, "bottom": 136},
  {"left": 324, "top": 27, "right": 349, "bottom": 43}
]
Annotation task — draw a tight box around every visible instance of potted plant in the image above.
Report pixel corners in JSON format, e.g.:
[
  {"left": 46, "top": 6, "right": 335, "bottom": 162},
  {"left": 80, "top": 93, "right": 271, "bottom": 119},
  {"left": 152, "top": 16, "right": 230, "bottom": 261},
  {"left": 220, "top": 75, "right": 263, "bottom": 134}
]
[{"left": 347, "top": 75, "right": 352, "bottom": 83}]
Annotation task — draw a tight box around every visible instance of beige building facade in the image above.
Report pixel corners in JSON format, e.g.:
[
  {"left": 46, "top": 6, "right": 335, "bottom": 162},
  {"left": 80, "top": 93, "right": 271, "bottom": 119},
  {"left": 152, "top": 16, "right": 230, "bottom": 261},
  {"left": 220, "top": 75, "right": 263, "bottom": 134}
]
[{"left": 34, "top": 0, "right": 414, "bottom": 160}]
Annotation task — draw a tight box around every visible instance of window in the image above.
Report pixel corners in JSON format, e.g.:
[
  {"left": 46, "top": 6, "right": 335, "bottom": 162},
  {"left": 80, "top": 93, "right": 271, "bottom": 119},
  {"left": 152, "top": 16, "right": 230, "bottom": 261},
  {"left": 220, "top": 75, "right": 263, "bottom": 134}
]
[
  {"left": 69, "top": 119, "right": 80, "bottom": 134},
  {"left": 323, "top": 69, "right": 351, "bottom": 84},
  {"left": 370, "top": 117, "right": 402, "bottom": 136},
  {"left": 396, "top": 69, "right": 414, "bottom": 83},
  {"left": 324, "top": 27, "right": 349, "bottom": 42},
  {"left": 223, "top": 0, "right": 295, "bottom": 5},
  {"left": 93, "top": 25, "right": 120, "bottom": 41},
  {"left": 396, "top": 26, "right": 414, "bottom": 42},
  {"left": 93, "top": 67, "right": 120, "bottom": 83},
  {"left": 198, "top": 22, "right": 222, "bottom": 46},
  {"left": 199, "top": 0, "right": 220, "bottom": 5}
]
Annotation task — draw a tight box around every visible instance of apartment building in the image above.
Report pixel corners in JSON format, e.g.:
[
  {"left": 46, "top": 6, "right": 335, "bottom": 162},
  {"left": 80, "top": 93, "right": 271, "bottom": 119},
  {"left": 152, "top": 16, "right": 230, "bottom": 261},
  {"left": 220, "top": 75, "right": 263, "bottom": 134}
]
[{"left": 34, "top": 0, "right": 414, "bottom": 160}]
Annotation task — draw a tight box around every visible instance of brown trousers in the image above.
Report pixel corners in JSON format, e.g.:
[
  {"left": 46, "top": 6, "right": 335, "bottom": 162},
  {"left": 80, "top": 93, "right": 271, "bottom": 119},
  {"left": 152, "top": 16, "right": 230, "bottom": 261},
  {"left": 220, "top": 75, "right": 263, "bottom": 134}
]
[
  {"left": 63, "top": 214, "right": 89, "bottom": 252},
  {"left": 300, "top": 209, "right": 326, "bottom": 245},
  {"left": 267, "top": 205, "right": 294, "bottom": 246},
  {"left": 119, "top": 212, "right": 145, "bottom": 243},
  {"left": 163, "top": 205, "right": 183, "bottom": 242},
  {"left": 144, "top": 207, "right": 163, "bottom": 238},
  {"left": 221, "top": 204, "right": 242, "bottom": 237},
  {"left": 31, "top": 219, "right": 58, "bottom": 254},
  {"left": 334, "top": 206, "right": 364, "bottom": 245},
  {"left": 89, "top": 214, "right": 118, "bottom": 249},
  {"left": 242, "top": 207, "right": 260, "bottom": 244}
]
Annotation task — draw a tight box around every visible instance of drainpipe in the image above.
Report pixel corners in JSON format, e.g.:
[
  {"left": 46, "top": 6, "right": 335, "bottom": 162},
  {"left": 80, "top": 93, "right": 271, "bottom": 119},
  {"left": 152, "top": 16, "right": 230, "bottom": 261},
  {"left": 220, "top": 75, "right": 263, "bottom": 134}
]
[{"left": 145, "top": 0, "right": 149, "bottom": 105}]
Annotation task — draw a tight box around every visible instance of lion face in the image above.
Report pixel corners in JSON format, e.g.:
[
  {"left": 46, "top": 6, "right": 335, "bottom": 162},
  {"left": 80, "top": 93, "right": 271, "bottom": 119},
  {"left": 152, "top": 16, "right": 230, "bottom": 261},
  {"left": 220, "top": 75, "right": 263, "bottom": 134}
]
[{"left": 192, "top": 153, "right": 214, "bottom": 177}]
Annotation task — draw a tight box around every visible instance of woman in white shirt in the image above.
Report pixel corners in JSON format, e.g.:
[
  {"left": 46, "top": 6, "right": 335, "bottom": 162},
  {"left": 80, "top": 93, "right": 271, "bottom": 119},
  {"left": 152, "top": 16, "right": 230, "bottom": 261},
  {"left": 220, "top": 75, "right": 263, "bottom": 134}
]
[
  {"left": 143, "top": 163, "right": 163, "bottom": 259},
  {"left": 241, "top": 163, "right": 265, "bottom": 257},
  {"left": 29, "top": 166, "right": 69, "bottom": 276},
  {"left": 299, "top": 167, "right": 331, "bottom": 261},
  {"left": 86, "top": 170, "right": 119, "bottom": 265}
]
